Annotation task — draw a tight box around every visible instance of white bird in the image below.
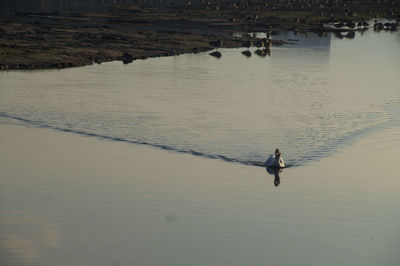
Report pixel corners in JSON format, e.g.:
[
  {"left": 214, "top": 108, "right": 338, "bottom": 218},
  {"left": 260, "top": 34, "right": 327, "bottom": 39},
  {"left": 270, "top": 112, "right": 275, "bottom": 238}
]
[{"left": 265, "top": 148, "right": 285, "bottom": 168}]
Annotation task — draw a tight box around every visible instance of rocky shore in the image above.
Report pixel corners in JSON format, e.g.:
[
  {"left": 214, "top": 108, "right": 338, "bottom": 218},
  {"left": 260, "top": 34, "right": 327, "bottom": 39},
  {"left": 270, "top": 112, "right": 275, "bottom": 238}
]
[{"left": 1, "top": 1, "right": 399, "bottom": 70}]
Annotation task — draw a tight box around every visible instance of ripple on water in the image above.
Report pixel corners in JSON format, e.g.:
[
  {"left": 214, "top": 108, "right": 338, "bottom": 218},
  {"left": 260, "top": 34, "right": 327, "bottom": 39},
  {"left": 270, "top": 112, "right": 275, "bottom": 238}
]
[{"left": 0, "top": 31, "right": 399, "bottom": 167}]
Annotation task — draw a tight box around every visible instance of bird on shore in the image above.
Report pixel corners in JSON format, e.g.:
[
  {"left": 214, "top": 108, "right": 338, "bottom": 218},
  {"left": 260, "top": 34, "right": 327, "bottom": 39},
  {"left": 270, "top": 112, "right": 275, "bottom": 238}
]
[
  {"left": 209, "top": 39, "right": 223, "bottom": 51},
  {"left": 209, "top": 39, "right": 223, "bottom": 58},
  {"left": 254, "top": 40, "right": 264, "bottom": 50},
  {"left": 266, "top": 30, "right": 271, "bottom": 39},
  {"left": 334, "top": 22, "right": 344, "bottom": 28},
  {"left": 357, "top": 20, "right": 369, "bottom": 28},
  {"left": 345, "top": 21, "right": 356, "bottom": 29},
  {"left": 265, "top": 148, "right": 285, "bottom": 168},
  {"left": 374, "top": 22, "right": 384, "bottom": 31},
  {"left": 242, "top": 40, "right": 252, "bottom": 51},
  {"left": 263, "top": 38, "right": 272, "bottom": 48}
]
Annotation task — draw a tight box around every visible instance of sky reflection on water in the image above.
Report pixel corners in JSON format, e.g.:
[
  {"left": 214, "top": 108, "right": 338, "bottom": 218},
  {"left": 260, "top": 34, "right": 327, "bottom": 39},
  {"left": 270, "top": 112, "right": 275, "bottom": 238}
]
[
  {"left": 0, "top": 30, "right": 399, "bottom": 167},
  {"left": 0, "top": 29, "right": 400, "bottom": 266}
]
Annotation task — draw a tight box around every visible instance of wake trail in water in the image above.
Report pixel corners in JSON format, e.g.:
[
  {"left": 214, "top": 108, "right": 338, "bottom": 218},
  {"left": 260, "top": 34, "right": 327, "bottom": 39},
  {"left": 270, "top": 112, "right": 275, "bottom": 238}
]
[
  {"left": 1, "top": 108, "right": 395, "bottom": 169},
  {"left": 0, "top": 112, "right": 270, "bottom": 167}
]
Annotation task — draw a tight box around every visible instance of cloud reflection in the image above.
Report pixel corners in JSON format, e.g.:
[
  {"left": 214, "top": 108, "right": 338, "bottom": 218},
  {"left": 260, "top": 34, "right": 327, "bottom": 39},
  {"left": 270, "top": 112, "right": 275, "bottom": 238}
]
[
  {"left": 0, "top": 235, "right": 39, "bottom": 263},
  {"left": 0, "top": 211, "right": 61, "bottom": 264}
]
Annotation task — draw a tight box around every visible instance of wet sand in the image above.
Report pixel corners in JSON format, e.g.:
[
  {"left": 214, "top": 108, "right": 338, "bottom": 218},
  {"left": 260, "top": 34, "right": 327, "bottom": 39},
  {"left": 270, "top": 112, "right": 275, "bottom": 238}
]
[{"left": 1, "top": 122, "right": 399, "bottom": 266}]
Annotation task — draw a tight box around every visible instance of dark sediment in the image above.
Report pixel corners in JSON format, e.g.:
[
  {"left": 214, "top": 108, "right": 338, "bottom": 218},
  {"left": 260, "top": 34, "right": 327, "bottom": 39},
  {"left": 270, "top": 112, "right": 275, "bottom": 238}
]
[{"left": 0, "top": 1, "right": 399, "bottom": 70}]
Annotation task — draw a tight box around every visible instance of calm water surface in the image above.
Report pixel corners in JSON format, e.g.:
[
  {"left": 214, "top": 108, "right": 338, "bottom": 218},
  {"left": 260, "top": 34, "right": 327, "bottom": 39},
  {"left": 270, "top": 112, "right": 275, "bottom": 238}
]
[
  {"left": 1, "top": 30, "right": 399, "bottom": 166},
  {"left": 1, "top": 30, "right": 400, "bottom": 266}
]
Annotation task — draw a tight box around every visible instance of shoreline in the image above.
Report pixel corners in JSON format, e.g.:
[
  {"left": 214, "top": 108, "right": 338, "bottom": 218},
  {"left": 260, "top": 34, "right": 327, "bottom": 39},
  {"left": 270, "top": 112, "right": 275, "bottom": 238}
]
[{"left": 1, "top": 3, "right": 399, "bottom": 70}]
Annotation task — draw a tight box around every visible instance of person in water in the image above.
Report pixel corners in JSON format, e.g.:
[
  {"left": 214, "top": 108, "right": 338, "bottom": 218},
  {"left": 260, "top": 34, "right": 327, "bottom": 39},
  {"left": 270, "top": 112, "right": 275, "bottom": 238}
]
[{"left": 265, "top": 148, "right": 285, "bottom": 168}]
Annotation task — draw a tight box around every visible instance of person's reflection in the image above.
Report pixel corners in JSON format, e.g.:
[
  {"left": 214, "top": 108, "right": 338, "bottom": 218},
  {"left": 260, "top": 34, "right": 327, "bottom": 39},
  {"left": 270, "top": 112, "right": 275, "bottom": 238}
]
[{"left": 266, "top": 167, "right": 283, "bottom": 187}]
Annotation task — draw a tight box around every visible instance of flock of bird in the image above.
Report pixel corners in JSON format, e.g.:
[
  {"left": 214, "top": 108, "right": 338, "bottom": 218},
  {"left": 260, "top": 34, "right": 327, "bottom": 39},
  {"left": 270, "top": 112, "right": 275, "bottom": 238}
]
[
  {"left": 323, "top": 19, "right": 399, "bottom": 39},
  {"left": 209, "top": 31, "right": 273, "bottom": 58},
  {"left": 208, "top": 18, "right": 398, "bottom": 58},
  {"left": 325, "top": 19, "right": 399, "bottom": 31},
  {"left": 241, "top": 38, "right": 272, "bottom": 57}
]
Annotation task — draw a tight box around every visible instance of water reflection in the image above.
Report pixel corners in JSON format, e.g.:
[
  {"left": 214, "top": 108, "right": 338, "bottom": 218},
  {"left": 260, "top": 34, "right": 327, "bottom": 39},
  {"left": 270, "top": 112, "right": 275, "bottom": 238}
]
[
  {"left": 318, "top": 31, "right": 328, "bottom": 38},
  {"left": 333, "top": 31, "right": 343, "bottom": 39},
  {"left": 345, "top": 31, "right": 356, "bottom": 39},
  {"left": 209, "top": 40, "right": 223, "bottom": 58},
  {"left": 254, "top": 48, "right": 271, "bottom": 57},
  {"left": 266, "top": 167, "right": 283, "bottom": 187},
  {"left": 331, "top": 28, "right": 372, "bottom": 40},
  {"left": 0, "top": 211, "right": 61, "bottom": 265},
  {"left": 241, "top": 50, "right": 252, "bottom": 57},
  {"left": 209, "top": 51, "right": 222, "bottom": 58},
  {"left": 0, "top": 30, "right": 398, "bottom": 168}
]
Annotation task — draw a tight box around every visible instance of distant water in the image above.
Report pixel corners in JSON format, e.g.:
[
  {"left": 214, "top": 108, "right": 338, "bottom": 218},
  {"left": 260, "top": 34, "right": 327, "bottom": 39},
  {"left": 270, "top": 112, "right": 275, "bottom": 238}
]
[{"left": 0, "top": 30, "right": 399, "bottom": 166}]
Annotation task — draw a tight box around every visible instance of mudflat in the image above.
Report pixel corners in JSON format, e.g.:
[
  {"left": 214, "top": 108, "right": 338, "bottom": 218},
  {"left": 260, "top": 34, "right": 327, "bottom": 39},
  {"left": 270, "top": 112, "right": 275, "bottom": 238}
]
[{"left": 1, "top": 0, "right": 399, "bottom": 70}]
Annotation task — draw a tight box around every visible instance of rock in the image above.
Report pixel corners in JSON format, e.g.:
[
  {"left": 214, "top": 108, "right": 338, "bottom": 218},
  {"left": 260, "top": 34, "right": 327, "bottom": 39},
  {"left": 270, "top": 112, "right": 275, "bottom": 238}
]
[
  {"left": 242, "top": 41, "right": 252, "bottom": 49},
  {"left": 209, "top": 40, "right": 223, "bottom": 49}
]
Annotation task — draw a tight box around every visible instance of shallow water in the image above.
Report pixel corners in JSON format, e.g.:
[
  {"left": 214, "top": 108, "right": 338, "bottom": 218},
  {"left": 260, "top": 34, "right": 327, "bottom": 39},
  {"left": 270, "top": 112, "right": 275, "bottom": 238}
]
[{"left": 1, "top": 30, "right": 399, "bottom": 166}]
